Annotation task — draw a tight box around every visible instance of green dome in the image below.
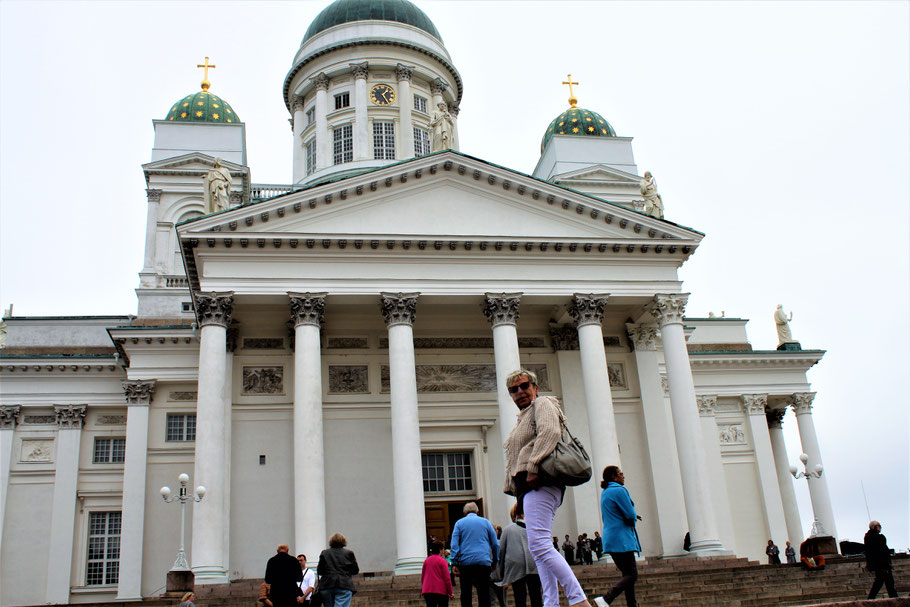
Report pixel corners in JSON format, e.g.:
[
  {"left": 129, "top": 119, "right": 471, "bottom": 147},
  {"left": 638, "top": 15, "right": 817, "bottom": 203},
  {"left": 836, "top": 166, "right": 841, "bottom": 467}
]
[
  {"left": 303, "top": 0, "right": 442, "bottom": 43},
  {"left": 541, "top": 107, "right": 616, "bottom": 152},
  {"left": 166, "top": 90, "right": 239, "bottom": 123}
]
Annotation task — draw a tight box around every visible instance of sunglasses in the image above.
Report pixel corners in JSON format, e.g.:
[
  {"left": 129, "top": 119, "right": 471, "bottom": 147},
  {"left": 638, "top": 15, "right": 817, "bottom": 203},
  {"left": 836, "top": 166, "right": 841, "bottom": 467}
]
[{"left": 508, "top": 381, "right": 534, "bottom": 394}]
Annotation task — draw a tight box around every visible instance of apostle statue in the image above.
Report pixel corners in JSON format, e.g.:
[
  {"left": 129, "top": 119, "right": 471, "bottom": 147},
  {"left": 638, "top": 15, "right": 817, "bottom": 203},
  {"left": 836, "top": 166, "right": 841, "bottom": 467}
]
[
  {"left": 774, "top": 304, "right": 795, "bottom": 345},
  {"left": 204, "top": 158, "right": 233, "bottom": 213},
  {"left": 430, "top": 103, "right": 455, "bottom": 152},
  {"left": 640, "top": 171, "right": 664, "bottom": 219}
]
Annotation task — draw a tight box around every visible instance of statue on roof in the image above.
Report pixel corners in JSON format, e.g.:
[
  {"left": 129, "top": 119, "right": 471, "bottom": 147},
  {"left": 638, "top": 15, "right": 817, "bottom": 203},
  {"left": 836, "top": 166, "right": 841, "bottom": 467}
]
[
  {"left": 774, "top": 304, "right": 795, "bottom": 345},
  {"left": 640, "top": 171, "right": 664, "bottom": 219},
  {"left": 430, "top": 103, "right": 455, "bottom": 152},
  {"left": 204, "top": 158, "right": 233, "bottom": 213}
]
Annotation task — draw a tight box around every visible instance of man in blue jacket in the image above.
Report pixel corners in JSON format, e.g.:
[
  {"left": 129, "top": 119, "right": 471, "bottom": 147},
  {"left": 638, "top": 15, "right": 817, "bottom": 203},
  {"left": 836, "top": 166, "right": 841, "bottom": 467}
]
[
  {"left": 594, "top": 467, "right": 641, "bottom": 607},
  {"left": 450, "top": 501, "right": 499, "bottom": 607}
]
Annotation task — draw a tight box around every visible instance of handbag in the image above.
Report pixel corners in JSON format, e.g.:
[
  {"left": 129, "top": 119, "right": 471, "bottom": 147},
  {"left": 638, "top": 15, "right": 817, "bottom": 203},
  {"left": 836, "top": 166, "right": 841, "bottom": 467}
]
[
  {"left": 531, "top": 402, "right": 592, "bottom": 487},
  {"left": 307, "top": 572, "right": 323, "bottom": 607}
]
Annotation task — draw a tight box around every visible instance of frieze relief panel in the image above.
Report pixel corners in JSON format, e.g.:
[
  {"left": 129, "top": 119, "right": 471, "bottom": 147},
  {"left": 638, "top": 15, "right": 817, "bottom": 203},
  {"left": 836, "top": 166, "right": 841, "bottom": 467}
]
[
  {"left": 169, "top": 391, "right": 198, "bottom": 402},
  {"left": 607, "top": 362, "right": 627, "bottom": 390},
  {"left": 717, "top": 424, "right": 747, "bottom": 445},
  {"left": 96, "top": 415, "right": 126, "bottom": 426},
  {"left": 327, "top": 337, "right": 369, "bottom": 349},
  {"left": 242, "top": 366, "right": 284, "bottom": 395},
  {"left": 23, "top": 415, "right": 55, "bottom": 425},
  {"left": 377, "top": 337, "right": 546, "bottom": 349},
  {"left": 20, "top": 438, "right": 54, "bottom": 462},
  {"left": 380, "top": 363, "right": 550, "bottom": 393},
  {"left": 604, "top": 336, "right": 623, "bottom": 348},
  {"left": 328, "top": 365, "right": 369, "bottom": 394},
  {"left": 243, "top": 338, "right": 285, "bottom": 349}
]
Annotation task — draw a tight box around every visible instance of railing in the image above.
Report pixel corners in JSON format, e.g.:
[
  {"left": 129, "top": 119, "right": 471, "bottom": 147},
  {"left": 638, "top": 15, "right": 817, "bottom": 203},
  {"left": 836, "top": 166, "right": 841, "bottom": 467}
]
[
  {"left": 250, "top": 183, "right": 305, "bottom": 203},
  {"left": 164, "top": 276, "right": 189, "bottom": 288}
]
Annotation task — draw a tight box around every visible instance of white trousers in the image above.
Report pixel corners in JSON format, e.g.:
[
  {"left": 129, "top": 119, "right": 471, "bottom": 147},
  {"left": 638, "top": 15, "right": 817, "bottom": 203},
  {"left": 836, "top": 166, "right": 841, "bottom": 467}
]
[{"left": 524, "top": 486, "right": 586, "bottom": 606}]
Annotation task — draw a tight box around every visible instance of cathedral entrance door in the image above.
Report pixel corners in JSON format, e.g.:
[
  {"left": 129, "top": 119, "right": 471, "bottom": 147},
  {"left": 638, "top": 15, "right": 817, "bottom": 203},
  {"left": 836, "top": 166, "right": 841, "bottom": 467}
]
[{"left": 425, "top": 498, "right": 484, "bottom": 547}]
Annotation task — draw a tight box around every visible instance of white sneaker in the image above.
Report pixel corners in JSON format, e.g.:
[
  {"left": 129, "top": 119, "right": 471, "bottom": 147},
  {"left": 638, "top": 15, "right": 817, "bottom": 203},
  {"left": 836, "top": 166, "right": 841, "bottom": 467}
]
[{"left": 594, "top": 597, "right": 609, "bottom": 607}]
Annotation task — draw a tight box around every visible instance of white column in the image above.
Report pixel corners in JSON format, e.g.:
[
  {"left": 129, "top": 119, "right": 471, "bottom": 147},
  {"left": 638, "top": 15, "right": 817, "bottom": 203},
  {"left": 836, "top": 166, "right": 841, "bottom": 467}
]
[
  {"left": 742, "top": 394, "right": 789, "bottom": 547},
  {"left": 46, "top": 405, "right": 86, "bottom": 603},
  {"left": 313, "top": 73, "right": 330, "bottom": 171},
  {"left": 381, "top": 293, "right": 427, "bottom": 575},
  {"left": 0, "top": 405, "right": 21, "bottom": 559},
  {"left": 648, "top": 294, "right": 725, "bottom": 554},
  {"left": 483, "top": 293, "right": 522, "bottom": 444},
  {"left": 291, "top": 95, "right": 307, "bottom": 183},
  {"left": 790, "top": 393, "right": 837, "bottom": 539},
  {"left": 222, "top": 345, "right": 234, "bottom": 573},
  {"left": 139, "top": 189, "right": 161, "bottom": 287},
  {"left": 627, "top": 324, "right": 688, "bottom": 556},
  {"left": 191, "top": 292, "right": 233, "bottom": 584},
  {"left": 290, "top": 293, "right": 328, "bottom": 563},
  {"left": 397, "top": 64, "right": 414, "bottom": 159},
  {"left": 117, "top": 380, "right": 155, "bottom": 600},
  {"left": 767, "top": 408, "right": 803, "bottom": 546},
  {"left": 569, "top": 294, "right": 620, "bottom": 474},
  {"left": 430, "top": 78, "right": 447, "bottom": 112},
  {"left": 696, "top": 395, "right": 737, "bottom": 553},
  {"left": 351, "top": 62, "right": 369, "bottom": 161},
  {"left": 448, "top": 104, "right": 460, "bottom": 151}
]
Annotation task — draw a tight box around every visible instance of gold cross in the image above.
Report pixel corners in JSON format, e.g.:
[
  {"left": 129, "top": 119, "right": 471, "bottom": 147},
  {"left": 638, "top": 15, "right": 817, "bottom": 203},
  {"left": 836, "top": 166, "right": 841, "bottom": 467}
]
[
  {"left": 563, "top": 74, "right": 580, "bottom": 108},
  {"left": 197, "top": 56, "right": 216, "bottom": 90}
]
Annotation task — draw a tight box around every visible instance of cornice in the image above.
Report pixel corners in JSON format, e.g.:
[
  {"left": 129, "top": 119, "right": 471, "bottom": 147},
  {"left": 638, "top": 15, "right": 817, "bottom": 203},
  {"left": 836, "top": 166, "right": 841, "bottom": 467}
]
[
  {"left": 0, "top": 355, "right": 120, "bottom": 375},
  {"left": 689, "top": 350, "right": 825, "bottom": 370}
]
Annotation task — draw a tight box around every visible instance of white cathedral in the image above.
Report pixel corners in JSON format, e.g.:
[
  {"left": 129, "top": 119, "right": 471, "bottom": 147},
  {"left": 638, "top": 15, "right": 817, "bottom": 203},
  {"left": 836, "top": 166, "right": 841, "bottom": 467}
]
[{"left": 0, "top": 0, "right": 838, "bottom": 604}]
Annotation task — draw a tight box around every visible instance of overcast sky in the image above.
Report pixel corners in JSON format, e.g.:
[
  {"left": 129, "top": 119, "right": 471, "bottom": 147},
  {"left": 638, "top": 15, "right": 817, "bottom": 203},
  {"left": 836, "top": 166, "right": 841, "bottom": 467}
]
[{"left": 2, "top": 1, "right": 908, "bottom": 551}]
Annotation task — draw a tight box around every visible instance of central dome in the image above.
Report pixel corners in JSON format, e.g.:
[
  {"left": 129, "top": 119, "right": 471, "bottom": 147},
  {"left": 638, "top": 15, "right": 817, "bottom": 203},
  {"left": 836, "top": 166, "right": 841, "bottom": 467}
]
[
  {"left": 541, "top": 107, "right": 616, "bottom": 153},
  {"left": 303, "top": 0, "right": 442, "bottom": 43}
]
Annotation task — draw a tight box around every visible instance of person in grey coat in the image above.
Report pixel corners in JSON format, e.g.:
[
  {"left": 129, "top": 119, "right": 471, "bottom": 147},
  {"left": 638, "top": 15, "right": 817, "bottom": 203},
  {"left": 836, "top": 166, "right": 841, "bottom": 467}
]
[{"left": 498, "top": 503, "right": 543, "bottom": 607}]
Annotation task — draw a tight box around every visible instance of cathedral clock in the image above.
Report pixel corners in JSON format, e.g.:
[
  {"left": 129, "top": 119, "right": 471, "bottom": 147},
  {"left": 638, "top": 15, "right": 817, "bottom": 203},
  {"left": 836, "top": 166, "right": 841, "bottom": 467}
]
[{"left": 370, "top": 83, "right": 396, "bottom": 105}]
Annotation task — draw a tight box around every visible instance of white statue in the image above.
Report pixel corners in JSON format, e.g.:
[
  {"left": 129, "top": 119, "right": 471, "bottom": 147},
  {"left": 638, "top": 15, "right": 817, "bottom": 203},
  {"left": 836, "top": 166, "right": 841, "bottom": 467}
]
[
  {"left": 774, "top": 304, "right": 794, "bottom": 344},
  {"left": 429, "top": 103, "right": 455, "bottom": 152},
  {"left": 640, "top": 171, "right": 664, "bottom": 219},
  {"left": 204, "top": 158, "right": 232, "bottom": 213}
]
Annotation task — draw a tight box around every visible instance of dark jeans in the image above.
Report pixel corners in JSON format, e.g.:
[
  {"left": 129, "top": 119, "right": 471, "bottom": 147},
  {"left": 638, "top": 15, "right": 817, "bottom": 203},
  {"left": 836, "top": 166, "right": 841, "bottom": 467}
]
[
  {"left": 424, "top": 593, "right": 450, "bottom": 607},
  {"left": 458, "top": 564, "right": 491, "bottom": 607},
  {"left": 869, "top": 568, "right": 898, "bottom": 599},
  {"left": 511, "top": 574, "right": 543, "bottom": 607},
  {"left": 604, "top": 552, "right": 638, "bottom": 607}
]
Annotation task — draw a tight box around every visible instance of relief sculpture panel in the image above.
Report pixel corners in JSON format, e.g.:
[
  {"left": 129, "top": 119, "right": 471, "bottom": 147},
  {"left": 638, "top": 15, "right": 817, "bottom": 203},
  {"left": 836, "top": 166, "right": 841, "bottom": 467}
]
[
  {"left": 380, "top": 363, "right": 550, "bottom": 393},
  {"left": 242, "top": 366, "right": 284, "bottom": 395},
  {"left": 328, "top": 365, "right": 369, "bottom": 393},
  {"left": 20, "top": 439, "right": 54, "bottom": 462},
  {"left": 718, "top": 424, "right": 747, "bottom": 445}
]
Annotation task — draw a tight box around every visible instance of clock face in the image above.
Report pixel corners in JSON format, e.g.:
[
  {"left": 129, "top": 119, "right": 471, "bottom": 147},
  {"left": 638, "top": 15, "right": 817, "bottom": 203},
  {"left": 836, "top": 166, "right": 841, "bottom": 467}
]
[{"left": 370, "top": 84, "right": 396, "bottom": 105}]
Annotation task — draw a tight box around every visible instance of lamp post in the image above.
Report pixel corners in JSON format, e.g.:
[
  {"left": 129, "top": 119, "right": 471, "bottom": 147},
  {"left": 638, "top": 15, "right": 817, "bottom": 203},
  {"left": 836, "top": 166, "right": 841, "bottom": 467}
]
[
  {"left": 160, "top": 473, "right": 206, "bottom": 571},
  {"left": 790, "top": 453, "right": 826, "bottom": 536}
]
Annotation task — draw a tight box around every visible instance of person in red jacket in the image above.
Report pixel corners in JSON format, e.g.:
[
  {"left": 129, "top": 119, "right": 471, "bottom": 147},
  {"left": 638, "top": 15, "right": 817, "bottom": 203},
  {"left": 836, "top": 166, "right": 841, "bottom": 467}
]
[{"left": 422, "top": 540, "right": 455, "bottom": 607}]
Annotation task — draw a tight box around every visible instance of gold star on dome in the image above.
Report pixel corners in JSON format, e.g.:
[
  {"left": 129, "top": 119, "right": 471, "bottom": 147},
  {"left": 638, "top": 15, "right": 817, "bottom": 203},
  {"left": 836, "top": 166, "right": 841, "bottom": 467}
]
[
  {"left": 227, "top": 118, "right": 232, "bottom": 123},
  {"left": 572, "top": 127, "right": 579, "bottom": 133},
  {"left": 180, "top": 112, "right": 187, "bottom": 118},
  {"left": 213, "top": 103, "right": 220, "bottom": 108},
  {"left": 197, "top": 101, "right": 204, "bottom": 106},
  {"left": 226, "top": 108, "right": 232, "bottom": 114},
  {"left": 196, "top": 111, "right": 203, "bottom": 117},
  {"left": 571, "top": 118, "right": 578, "bottom": 122},
  {"left": 588, "top": 126, "right": 594, "bottom": 132},
  {"left": 212, "top": 113, "right": 220, "bottom": 119},
  {"left": 183, "top": 102, "right": 189, "bottom": 107},
  {"left": 586, "top": 117, "right": 592, "bottom": 121},
  {"left": 601, "top": 128, "right": 607, "bottom": 134}
]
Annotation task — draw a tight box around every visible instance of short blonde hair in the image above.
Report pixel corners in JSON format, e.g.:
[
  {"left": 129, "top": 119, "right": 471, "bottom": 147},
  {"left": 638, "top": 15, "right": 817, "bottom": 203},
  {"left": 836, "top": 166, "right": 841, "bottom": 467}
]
[
  {"left": 181, "top": 592, "right": 194, "bottom": 602},
  {"left": 463, "top": 502, "right": 479, "bottom": 515},
  {"left": 505, "top": 368, "right": 538, "bottom": 388}
]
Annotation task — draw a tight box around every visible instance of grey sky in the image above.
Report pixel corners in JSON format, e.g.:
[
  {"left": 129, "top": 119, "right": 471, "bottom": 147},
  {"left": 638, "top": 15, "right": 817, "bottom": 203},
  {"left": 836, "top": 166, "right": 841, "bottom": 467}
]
[{"left": 1, "top": 1, "right": 908, "bottom": 550}]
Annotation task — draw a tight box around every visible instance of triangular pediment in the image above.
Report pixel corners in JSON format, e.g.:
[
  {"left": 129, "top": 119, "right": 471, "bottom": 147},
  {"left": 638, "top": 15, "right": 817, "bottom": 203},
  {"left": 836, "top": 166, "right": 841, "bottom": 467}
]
[
  {"left": 553, "top": 164, "right": 641, "bottom": 184},
  {"left": 143, "top": 152, "right": 246, "bottom": 174}
]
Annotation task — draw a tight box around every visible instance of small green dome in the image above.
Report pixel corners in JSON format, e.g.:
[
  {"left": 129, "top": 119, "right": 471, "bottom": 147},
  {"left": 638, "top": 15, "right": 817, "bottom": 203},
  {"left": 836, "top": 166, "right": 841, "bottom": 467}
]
[
  {"left": 541, "top": 107, "right": 616, "bottom": 153},
  {"left": 303, "top": 0, "right": 442, "bottom": 43},
  {"left": 166, "top": 90, "right": 239, "bottom": 123}
]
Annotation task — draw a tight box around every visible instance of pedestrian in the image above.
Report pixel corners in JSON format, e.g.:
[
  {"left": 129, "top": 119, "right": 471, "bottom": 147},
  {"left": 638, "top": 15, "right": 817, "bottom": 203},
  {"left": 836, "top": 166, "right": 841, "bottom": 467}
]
[
  {"left": 581, "top": 534, "right": 593, "bottom": 565},
  {"left": 296, "top": 554, "right": 317, "bottom": 604},
  {"left": 766, "top": 540, "right": 781, "bottom": 565},
  {"left": 562, "top": 535, "right": 575, "bottom": 565},
  {"left": 784, "top": 541, "right": 796, "bottom": 564},
  {"left": 265, "top": 543, "right": 304, "bottom": 607},
  {"left": 864, "top": 520, "right": 898, "bottom": 599},
  {"left": 179, "top": 592, "right": 195, "bottom": 607},
  {"left": 502, "top": 368, "right": 593, "bottom": 607},
  {"left": 799, "top": 538, "right": 826, "bottom": 570},
  {"left": 491, "top": 526, "right": 506, "bottom": 607},
  {"left": 499, "top": 502, "right": 543, "bottom": 607},
  {"left": 593, "top": 532, "right": 603, "bottom": 561},
  {"left": 422, "top": 540, "right": 455, "bottom": 607},
  {"left": 316, "top": 532, "right": 359, "bottom": 607},
  {"left": 450, "top": 501, "right": 499, "bottom": 607},
  {"left": 594, "top": 466, "right": 641, "bottom": 607}
]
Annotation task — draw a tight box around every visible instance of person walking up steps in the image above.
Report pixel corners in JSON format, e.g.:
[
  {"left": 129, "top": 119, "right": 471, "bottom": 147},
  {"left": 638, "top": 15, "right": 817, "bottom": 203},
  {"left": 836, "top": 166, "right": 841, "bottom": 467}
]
[{"left": 594, "top": 467, "right": 640, "bottom": 607}]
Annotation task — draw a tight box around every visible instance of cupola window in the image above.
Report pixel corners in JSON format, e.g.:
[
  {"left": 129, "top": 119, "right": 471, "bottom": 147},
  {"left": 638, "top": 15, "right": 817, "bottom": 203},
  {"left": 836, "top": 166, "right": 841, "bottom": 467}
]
[
  {"left": 373, "top": 122, "right": 396, "bottom": 160},
  {"left": 413, "top": 95, "right": 428, "bottom": 113},
  {"left": 334, "top": 92, "right": 350, "bottom": 110},
  {"left": 333, "top": 125, "right": 353, "bottom": 164},
  {"left": 306, "top": 107, "right": 316, "bottom": 125},
  {"left": 306, "top": 139, "right": 317, "bottom": 175},
  {"left": 414, "top": 127, "right": 430, "bottom": 157}
]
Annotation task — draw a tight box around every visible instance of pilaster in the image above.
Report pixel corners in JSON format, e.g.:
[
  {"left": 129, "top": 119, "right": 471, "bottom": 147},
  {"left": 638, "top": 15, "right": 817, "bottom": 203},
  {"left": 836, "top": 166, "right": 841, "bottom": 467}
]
[
  {"left": 312, "top": 73, "right": 330, "bottom": 172},
  {"left": 742, "top": 394, "right": 789, "bottom": 548},
  {"left": 351, "top": 62, "right": 369, "bottom": 161},
  {"left": 397, "top": 64, "right": 414, "bottom": 158},
  {"left": 0, "top": 405, "right": 21, "bottom": 558},
  {"left": 695, "top": 396, "right": 736, "bottom": 553},
  {"left": 141, "top": 189, "right": 162, "bottom": 285},
  {"left": 767, "top": 408, "right": 803, "bottom": 545}
]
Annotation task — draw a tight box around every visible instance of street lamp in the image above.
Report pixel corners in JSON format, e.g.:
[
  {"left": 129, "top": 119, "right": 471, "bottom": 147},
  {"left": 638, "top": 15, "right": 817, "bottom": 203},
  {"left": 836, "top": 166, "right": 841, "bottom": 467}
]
[
  {"left": 790, "top": 453, "right": 826, "bottom": 536},
  {"left": 160, "top": 473, "right": 206, "bottom": 571}
]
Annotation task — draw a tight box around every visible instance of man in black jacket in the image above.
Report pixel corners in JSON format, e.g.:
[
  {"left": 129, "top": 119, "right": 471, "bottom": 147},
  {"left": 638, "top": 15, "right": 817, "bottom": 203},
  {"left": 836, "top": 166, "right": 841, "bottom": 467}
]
[
  {"left": 864, "top": 521, "right": 898, "bottom": 599},
  {"left": 265, "top": 543, "right": 303, "bottom": 607}
]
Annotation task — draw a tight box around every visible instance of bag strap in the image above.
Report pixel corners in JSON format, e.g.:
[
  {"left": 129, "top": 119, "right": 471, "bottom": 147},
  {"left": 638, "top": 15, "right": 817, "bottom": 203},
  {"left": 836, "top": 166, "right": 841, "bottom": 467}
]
[{"left": 530, "top": 401, "right": 583, "bottom": 446}]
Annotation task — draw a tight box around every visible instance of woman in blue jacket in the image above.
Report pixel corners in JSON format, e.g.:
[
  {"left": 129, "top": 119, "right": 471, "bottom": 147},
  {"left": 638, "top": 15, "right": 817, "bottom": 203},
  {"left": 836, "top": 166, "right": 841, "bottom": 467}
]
[{"left": 594, "top": 466, "right": 641, "bottom": 607}]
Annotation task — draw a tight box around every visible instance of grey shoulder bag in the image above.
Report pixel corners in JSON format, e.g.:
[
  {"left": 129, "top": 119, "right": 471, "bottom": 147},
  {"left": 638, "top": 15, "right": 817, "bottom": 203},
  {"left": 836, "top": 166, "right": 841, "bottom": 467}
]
[{"left": 530, "top": 402, "right": 592, "bottom": 487}]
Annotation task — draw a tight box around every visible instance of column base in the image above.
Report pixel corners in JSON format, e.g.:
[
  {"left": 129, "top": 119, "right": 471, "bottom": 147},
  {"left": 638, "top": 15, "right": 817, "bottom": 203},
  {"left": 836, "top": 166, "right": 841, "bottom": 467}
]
[
  {"left": 687, "top": 538, "right": 733, "bottom": 556},
  {"left": 191, "top": 566, "right": 229, "bottom": 585},
  {"left": 394, "top": 556, "right": 425, "bottom": 575}
]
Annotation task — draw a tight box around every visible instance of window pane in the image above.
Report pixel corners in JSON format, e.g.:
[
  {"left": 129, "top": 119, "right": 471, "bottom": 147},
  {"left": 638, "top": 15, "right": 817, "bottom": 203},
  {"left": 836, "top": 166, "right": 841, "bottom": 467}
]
[
  {"left": 87, "top": 511, "right": 121, "bottom": 586},
  {"left": 423, "top": 452, "right": 472, "bottom": 494},
  {"left": 185, "top": 415, "right": 196, "bottom": 441},
  {"left": 111, "top": 438, "right": 125, "bottom": 463},
  {"left": 93, "top": 439, "right": 110, "bottom": 463}
]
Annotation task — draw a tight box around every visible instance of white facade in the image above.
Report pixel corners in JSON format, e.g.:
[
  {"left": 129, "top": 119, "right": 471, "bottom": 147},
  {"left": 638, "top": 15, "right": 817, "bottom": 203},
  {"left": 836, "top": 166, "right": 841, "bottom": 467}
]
[{"left": 0, "top": 2, "right": 837, "bottom": 604}]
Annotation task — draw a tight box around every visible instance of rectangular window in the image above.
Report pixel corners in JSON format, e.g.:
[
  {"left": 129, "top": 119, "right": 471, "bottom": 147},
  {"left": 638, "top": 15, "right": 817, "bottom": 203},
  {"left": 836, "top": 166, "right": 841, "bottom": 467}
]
[
  {"left": 166, "top": 414, "right": 196, "bottom": 441},
  {"left": 181, "top": 301, "right": 193, "bottom": 313},
  {"left": 86, "top": 512, "right": 121, "bottom": 586},
  {"left": 373, "top": 122, "right": 396, "bottom": 160},
  {"left": 93, "top": 438, "right": 126, "bottom": 464},
  {"left": 422, "top": 451, "right": 473, "bottom": 493},
  {"left": 334, "top": 92, "right": 350, "bottom": 110},
  {"left": 413, "top": 95, "right": 427, "bottom": 113},
  {"left": 333, "top": 125, "right": 353, "bottom": 164},
  {"left": 413, "top": 127, "right": 431, "bottom": 157},
  {"left": 306, "top": 107, "right": 315, "bottom": 125},
  {"left": 305, "top": 139, "right": 317, "bottom": 175}
]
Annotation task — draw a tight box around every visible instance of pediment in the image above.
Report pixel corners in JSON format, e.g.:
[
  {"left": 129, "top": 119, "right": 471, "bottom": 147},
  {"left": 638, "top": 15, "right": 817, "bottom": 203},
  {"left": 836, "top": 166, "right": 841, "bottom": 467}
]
[
  {"left": 143, "top": 152, "right": 247, "bottom": 176},
  {"left": 554, "top": 164, "right": 641, "bottom": 184}
]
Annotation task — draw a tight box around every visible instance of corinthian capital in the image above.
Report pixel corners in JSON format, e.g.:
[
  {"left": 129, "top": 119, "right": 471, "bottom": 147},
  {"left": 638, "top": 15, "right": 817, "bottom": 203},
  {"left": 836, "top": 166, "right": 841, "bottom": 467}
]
[
  {"left": 123, "top": 379, "right": 156, "bottom": 405},
  {"left": 194, "top": 292, "right": 234, "bottom": 328},
  {"left": 766, "top": 408, "right": 786, "bottom": 428},
  {"left": 312, "top": 72, "right": 329, "bottom": 91},
  {"left": 289, "top": 292, "right": 327, "bottom": 328},
  {"left": 350, "top": 62, "right": 369, "bottom": 80},
  {"left": 146, "top": 189, "right": 162, "bottom": 204},
  {"left": 742, "top": 393, "right": 768, "bottom": 415},
  {"left": 789, "top": 392, "right": 816, "bottom": 415},
  {"left": 648, "top": 293, "right": 689, "bottom": 327},
  {"left": 626, "top": 323, "right": 658, "bottom": 351},
  {"left": 55, "top": 404, "right": 87, "bottom": 429},
  {"left": 0, "top": 405, "right": 21, "bottom": 430},
  {"left": 549, "top": 325, "right": 579, "bottom": 351},
  {"left": 697, "top": 395, "right": 717, "bottom": 417},
  {"left": 396, "top": 63, "right": 413, "bottom": 82},
  {"left": 430, "top": 78, "right": 448, "bottom": 95},
  {"left": 483, "top": 293, "right": 521, "bottom": 327},
  {"left": 568, "top": 293, "right": 609, "bottom": 328},
  {"left": 291, "top": 95, "right": 306, "bottom": 113},
  {"left": 381, "top": 292, "right": 419, "bottom": 327}
]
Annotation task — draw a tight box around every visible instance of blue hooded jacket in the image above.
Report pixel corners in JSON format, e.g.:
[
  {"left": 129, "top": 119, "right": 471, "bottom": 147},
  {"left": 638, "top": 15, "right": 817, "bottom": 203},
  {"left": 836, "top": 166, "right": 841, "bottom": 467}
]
[{"left": 600, "top": 482, "right": 641, "bottom": 553}]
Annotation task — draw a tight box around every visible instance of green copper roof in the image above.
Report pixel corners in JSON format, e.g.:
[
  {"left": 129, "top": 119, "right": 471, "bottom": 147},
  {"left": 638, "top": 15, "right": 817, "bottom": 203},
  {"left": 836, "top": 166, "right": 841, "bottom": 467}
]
[
  {"left": 166, "top": 90, "right": 239, "bottom": 123},
  {"left": 303, "top": 0, "right": 442, "bottom": 43},
  {"left": 541, "top": 107, "right": 616, "bottom": 153}
]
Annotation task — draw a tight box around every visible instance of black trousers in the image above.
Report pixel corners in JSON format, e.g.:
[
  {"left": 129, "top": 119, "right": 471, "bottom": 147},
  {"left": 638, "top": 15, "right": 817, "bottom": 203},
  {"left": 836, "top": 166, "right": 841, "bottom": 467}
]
[
  {"left": 424, "top": 593, "right": 450, "bottom": 607},
  {"left": 511, "top": 574, "right": 543, "bottom": 607},
  {"left": 458, "top": 564, "right": 491, "bottom": 607},
  {"left": 868, "top": 568, "right": 898, "bottom": 599},
  {"left": 604, "top": 552, "right": 638, "bottom": 607}
]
